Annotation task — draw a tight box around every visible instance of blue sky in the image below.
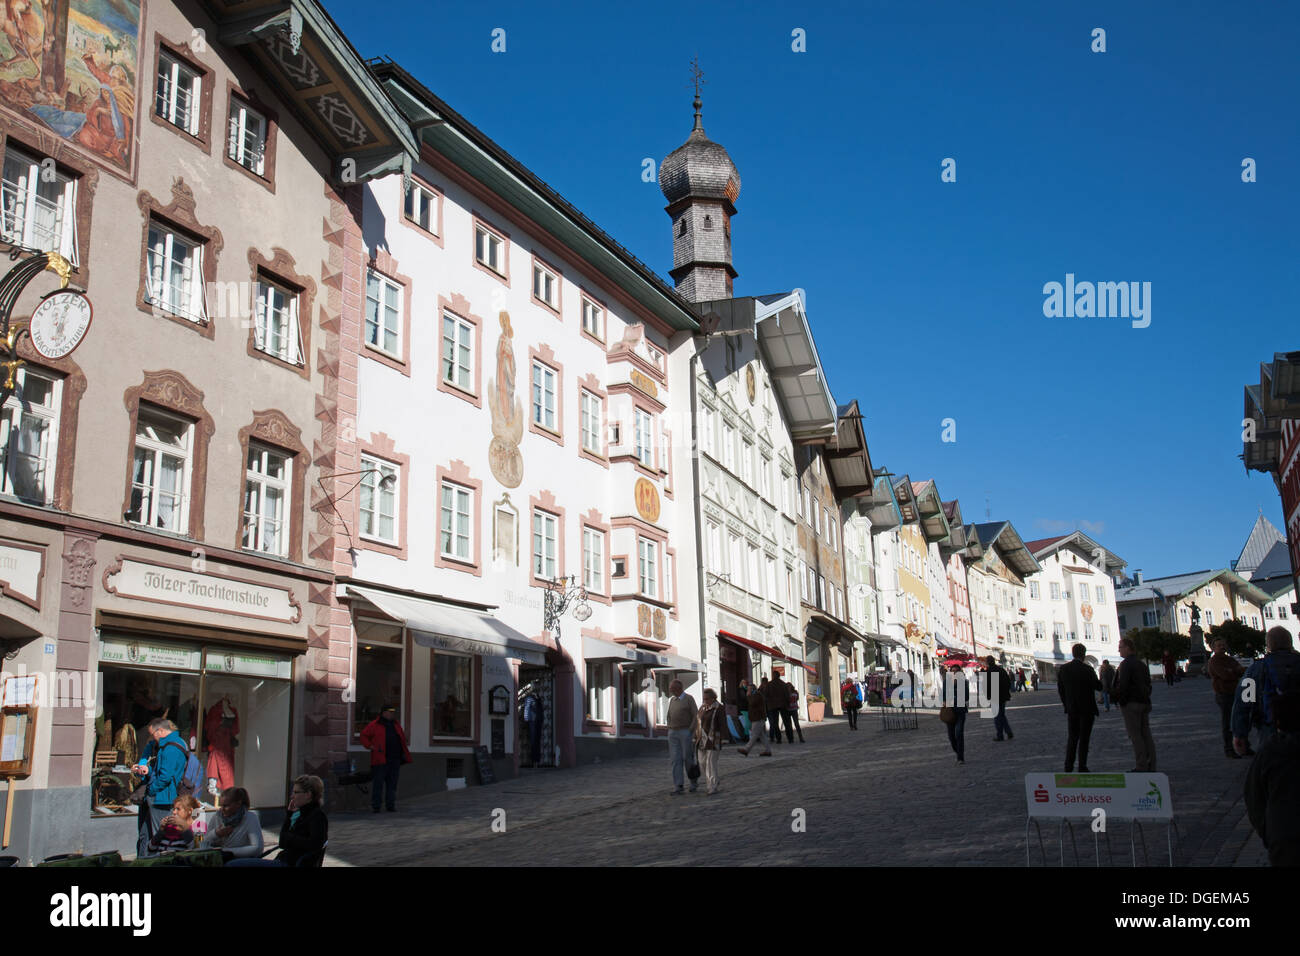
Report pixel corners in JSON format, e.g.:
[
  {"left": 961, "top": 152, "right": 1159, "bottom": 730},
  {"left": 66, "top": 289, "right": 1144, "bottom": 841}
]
[{"left": 328, "top": 0, "right": 1298, "bottom": 577}]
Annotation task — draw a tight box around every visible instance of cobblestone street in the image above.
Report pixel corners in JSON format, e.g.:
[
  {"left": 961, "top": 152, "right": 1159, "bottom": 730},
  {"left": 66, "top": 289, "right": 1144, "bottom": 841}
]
[{"left": 298, "top": 680, "right": 1268, "bottom": 866}]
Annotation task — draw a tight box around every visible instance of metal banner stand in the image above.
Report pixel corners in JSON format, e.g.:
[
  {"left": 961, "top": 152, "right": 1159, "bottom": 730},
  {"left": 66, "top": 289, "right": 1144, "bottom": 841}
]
[{"left": 1024, "top": 772, "right": 1175, "bottom": 866}]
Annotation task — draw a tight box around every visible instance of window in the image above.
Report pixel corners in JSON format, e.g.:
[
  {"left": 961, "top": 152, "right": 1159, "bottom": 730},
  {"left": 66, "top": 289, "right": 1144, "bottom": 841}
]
[
  {"left": 1179, "top": 606, "right": 1190, "bottom": 625},
  {"left": 766, "top": 556, "right": 777, "bottom": 604},
  {"left": 722, "top": 423, "right": 735, "bottom": 472},
  {"left": 1142, "top": 610, "right": 1158, "bottom": 627},
  {"left": 439, "top": 480, "right": 472, "bottom": 562},
  {"left": 227, "top": 98, "right": 267, "bottom": 176},
  {"left": 813, "top": 499, "right": 821, "bottom": 537},
  {"left": 254, "top": 277, "right": 303, "bottom": 365},
  {"left": 531, "top": 362, "right": 557, "bottom": 431},
  {"left": 1118, "top": 614, "right": 1127, "bottom": 630},
  {"left": 155, "top": 51, "right": 202, "bottom": 136},
  {"left": 1079, "top": 582, "right": 1090, "bottom": 602},
  {"left": 1101, "top": 625, "right": 1111, "bottom": 642},
  {"left": 646, "top": 342, "right": 665, "bottom": 372},
  {"left": 1029, "top": 581, "right": 1040, "bottom": 600},
  {"left": 1053, "top": 622, "right": 1064, "bottom": 641},
  {"left": 243, "top": 442, "right": 290, "bottom": 557},
  {"left": 0, "top": 367, "right": 60, "bottom": 504},
  {"left": 748, "top": 545, "right": 761, "bottom": 598},
  {"left": 1094, "top": 587, "right": 1105, "bottom": 605},
  {"left": 532, "top": 510, "right": 558, "bottom": 581},
  {"left": 353, "top": 621, "right": 403, "bottom": 745},
  {"left": 634, "top": 408, "right": 654, "bottom": 468},
  {"left": 441, "top": 312, "right": 473, "bottom": 391},
  {"left": 128, "top": 406, "right": 192, "bottom": 533},
  {"left": 1084, "top": 622, "right": 1094, "bottom": 641},
  {"left": 366, "top": 270, "right": 402, "bottom": 358},
  {"left": 583, "top": 527, "right": 605, "bottom": 594},
  {"left": 145, "top": 221, "right": 205, "bottom": 322},
  {"left": 581, "top": 297, "right": 603, "bottom": 340},
  {"left": 532, "top": 262, "right": 558, "bottom": 310},
  {"left": 760, "top": 454, "right": 771, "bottom": 498},
  {"left": 1203, "top": 587, "right": 1213, "bottom": 597},
  {"left": 622, "top": 668, "right": 647, "bottom": 726},
  {"left": 359, "top": 456, "right": 398, "bottom": 544},
  {"left": 586, "top": 661, "right": 612, "bottom": 723},
  {"left": 1050, "top": 582, "right": 1061, "bottom": 601},
  {"left": 1204, "top": 610, "right": 1213, "bottom": 626},
  {"left": 639, "top": 537, "right": 658, "bottom": 598},
  {"left": 829, "top": 516, "right": 837, "bottom": 552},
  {"left": 1034, "top": 621, "right": 1045, "bottom": 641},
  {"left": 431, "top": 652, "right": 472, "bottom": 738},
  {"left": 701, "top": 405, "right": 715, "bottom": 455},
  {"left": 580, "top": 390, "right": 602, "bottom": 455},
  {"left": 404, "top": 182, "right": 437, "bottom": 233},
  {"left": 1280, "top": 605, "right": 1289, "bottom": 620},
  {"left": 2, "top": 146, "right": 78, "bottom": 262},
  {"left": 475, "top": 224, "right": 505, "bottom": 275},
  {"left": 740, "top": 438, "right": 754, "bottom": 485}
]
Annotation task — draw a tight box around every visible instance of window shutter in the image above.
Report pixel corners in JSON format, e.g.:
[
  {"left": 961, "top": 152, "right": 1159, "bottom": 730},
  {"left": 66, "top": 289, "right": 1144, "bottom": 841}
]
[
  {"left": 58, "top": 177, "right": 77, "bottom": 263},
  {"left": 291, "top": 296, "right": 304, "bottom": 366},
  {"left": 189, "top": 75, "right": 202, "bottom": 137},
  {"left": 147, "top": 229, "right": 165, "bottom": 304},
  {"left": 228, "top": 111, "right": 240, "bottom": 160},
  {"left": 189, "top": 244, "right": 205, "bottom": 321}
]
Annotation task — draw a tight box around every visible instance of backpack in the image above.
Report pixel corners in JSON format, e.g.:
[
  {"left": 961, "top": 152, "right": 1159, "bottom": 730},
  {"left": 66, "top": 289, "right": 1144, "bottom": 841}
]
[
  {"left": 1261, "top": 652, "right": 1300, "bottom": 728},
  {"left": 163, "top": 741, "right": 205, "bottom": 800},
  {"left": 841, "top": 683, "right": 857, "bottom": 707}
]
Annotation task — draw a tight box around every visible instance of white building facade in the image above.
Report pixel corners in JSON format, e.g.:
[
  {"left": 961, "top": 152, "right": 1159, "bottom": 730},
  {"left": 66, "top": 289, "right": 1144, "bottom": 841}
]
[{"left": 1023, "top": 532, "right": 1126, "bottom": 674}]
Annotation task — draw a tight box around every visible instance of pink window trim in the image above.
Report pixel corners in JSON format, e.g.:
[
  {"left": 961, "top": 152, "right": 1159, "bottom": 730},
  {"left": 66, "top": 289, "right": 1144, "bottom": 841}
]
[
  {"left": 527, "top": 344, "right": 564, "bottom": 446},
  {"left": 471, "top": 212, "right": 511, "bottom": 286},
  {"left": 435, "top": 460, "right": 483, "bottom": 576},
  {"left": 436, "top": 292, "right": 483, "bottom": 408}
]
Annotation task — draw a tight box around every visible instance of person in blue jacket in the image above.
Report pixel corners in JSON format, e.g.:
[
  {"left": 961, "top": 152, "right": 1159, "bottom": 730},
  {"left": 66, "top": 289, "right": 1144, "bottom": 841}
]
[{"left": 132, "top": 718, "right": 189, "bottom": 857}]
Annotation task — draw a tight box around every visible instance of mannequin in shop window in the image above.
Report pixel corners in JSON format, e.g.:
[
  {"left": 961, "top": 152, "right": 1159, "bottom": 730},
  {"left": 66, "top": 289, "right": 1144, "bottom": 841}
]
[{"left": 204, "top": 694, "right": 239, "bottom": 791}]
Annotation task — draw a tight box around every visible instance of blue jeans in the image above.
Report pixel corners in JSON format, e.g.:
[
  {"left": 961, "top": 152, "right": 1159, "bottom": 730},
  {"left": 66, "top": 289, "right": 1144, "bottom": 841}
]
[
  {"left": 135, "top": 802, "right": 168, "bottom": 858},
  {"left": 993, "top": 703, "right": 1012, "bottom": 739},
  {"left": 947, "top": 710, "right": 967, "bottom": 760},
  {"left": 1101, "top": 689, "right": 1111, "bottom": 710},
  {"left": 372, "top": 762, "right": 400, "bottom": 810},
  {"left": 668, "top": 729, "right": 694, "bottom": 789}
]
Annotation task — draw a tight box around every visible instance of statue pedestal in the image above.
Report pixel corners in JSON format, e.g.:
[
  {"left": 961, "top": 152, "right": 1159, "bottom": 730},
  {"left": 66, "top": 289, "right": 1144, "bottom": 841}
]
[{"left": 1186, "top": 623, "right": 1206, "bottom": 677}]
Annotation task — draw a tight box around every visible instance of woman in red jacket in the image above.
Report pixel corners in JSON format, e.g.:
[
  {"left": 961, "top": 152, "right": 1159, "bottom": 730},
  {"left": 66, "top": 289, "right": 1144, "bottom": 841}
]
[{"left": 359, "top": 705, "right": 412, "bottom": 813}]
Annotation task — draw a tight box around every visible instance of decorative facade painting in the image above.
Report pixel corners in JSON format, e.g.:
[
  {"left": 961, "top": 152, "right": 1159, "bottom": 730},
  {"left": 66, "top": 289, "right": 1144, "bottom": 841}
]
[
  {"left": 487, "top": 311, "right": 523, "bottom": 488},
  {"left": 0, "top": 0, "right": 142, "bottom": 173}
]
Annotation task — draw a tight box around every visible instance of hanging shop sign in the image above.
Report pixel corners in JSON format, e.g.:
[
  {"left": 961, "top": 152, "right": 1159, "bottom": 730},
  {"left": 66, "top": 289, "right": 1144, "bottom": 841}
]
[
  {"left": 100, "top": 637, "right": 202, "bottom": 671},
  {"left": 104, "top": 558, "right": 302, "bottom": 624},
  {"left": 28, "top": 290, "right": 93, "bottom": 360}
]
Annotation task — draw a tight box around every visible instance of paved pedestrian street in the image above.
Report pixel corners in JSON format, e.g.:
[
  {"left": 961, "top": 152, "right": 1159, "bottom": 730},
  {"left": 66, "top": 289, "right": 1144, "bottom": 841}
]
[{"left": 302, "top": 681, "right": 1268, "bottom": 867}]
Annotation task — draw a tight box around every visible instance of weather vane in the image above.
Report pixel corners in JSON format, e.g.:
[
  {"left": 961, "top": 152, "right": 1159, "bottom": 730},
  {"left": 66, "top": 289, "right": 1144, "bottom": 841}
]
[{"left": 689, "top": 55, "right": 705, "bottom": 99}]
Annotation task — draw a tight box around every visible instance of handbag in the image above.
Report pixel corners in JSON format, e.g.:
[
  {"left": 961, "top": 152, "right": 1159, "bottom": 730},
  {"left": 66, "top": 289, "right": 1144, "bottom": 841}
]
[{"left": 938, "top": 705, "right": 956, "bottom": 725}]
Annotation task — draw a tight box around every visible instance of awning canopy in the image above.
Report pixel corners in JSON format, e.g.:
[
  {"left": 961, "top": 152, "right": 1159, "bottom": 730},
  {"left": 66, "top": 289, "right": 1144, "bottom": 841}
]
[
  {"left": 582, "top": 635, "right": 702, "bottom": 673},
  {"left": 718, "top": 629, "right": 787, "bottom": 661},
  {"left": 343, "top": 585, "right": 548, "bottom": 664},
  {"left": 1033, "top": 651, "right": 1069, "bottom": 663}
]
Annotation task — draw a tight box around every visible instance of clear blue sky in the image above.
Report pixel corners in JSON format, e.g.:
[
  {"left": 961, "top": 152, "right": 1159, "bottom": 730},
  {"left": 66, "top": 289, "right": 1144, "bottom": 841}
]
[{"left": 327, "top": 0, "right": 1298, "bottom": 578}]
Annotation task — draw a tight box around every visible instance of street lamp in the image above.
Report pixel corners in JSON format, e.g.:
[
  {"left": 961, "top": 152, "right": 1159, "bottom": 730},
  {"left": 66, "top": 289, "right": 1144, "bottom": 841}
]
[
  {"left": 542, "top": 574, "right": 591, "bottom": 639},
  {"left": 317, "top": 468, "right": 397, "bottom": 546}
]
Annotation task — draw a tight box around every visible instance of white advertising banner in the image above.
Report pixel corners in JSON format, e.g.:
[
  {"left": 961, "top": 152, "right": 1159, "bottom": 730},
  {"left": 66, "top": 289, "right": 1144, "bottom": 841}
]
[
  {"left": 1025, "top": 772, "right": 1173, "bottom": 821},
  {"left": 105, "top": 559, "right": 300, "bottom": 624},
  {"left": 204, "top": 647, "right": 292, "bottom": 680},
  {"left": 100, "top": 637, "right": 202, "bottom": 671}
]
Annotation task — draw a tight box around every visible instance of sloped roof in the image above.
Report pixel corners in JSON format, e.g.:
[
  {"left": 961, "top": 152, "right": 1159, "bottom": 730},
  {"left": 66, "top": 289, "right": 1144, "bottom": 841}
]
[
  {"left": 1023, "top": 535, "right": 1068, "bottom": 554},
  {"left": 1253, "top": 540, "right": 1293, "bottom": 582},
  {"left": 1115, "top": 568, "right": 1274, "bottom": 606},
  {"left": 971, "top": 521, "right": 1041, "bottom": 576},
  {"left": 1024, "top": 530, "right": 1127, "bottom": 574},
  {"left": 1235, "top": 515, "right": 1286, "bottom": 577}
]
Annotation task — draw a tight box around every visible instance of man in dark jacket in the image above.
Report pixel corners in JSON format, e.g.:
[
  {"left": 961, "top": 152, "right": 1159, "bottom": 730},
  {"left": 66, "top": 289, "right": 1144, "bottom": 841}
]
[
  {"left": 1207, "top": 638, "right": 1246, "bottom": 758},
  {"left": 359, "top": 704, "right": 412, "bottom": 813},
  {"left": 765, "top": 673, "right": 790, "bottom": 743},
  {"left": 1098, "top": 659, "right": 1116, "bottom": 711},
  {"left": 1115, "top": 637, "right": 1156, "bottom": 771},
  {"left": 737, "top": 684, "right": 771, "bottom": 757},
  {"left": 1244, "top": 690, "right": 1300, "bottom": 866},
  {"left": 1057, "top": 644, "right": 1102, "bottom": 772},
  {"left": 982, "top": 657, "right": 1014, "bottom": 741},
  {"left": 1232, "top": 627, "right": 1300, "bottom": 755}
]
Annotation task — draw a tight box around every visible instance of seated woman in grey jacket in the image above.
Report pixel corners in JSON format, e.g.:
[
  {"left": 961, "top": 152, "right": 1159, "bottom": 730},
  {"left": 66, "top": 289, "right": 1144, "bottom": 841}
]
[{"left": 204, "top": 787, "right": 264, "bottom": 860}]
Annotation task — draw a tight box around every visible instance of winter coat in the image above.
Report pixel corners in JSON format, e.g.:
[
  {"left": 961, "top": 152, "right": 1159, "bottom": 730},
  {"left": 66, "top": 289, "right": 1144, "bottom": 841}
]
[
  {"left": 1115, "top": 656, "right": 1152, "bottom": 707},
  {"left": 1058, "top": 659, "right": 1102, "bottom": 716},
  {"left": 693, "top": 702, "right": 727, "bottom": 751},
  {"left": 1207, "top": 650, "right": 1245, "bottom": 696},
  {"left": 138, "top": 731, "right": 188, "bottom": 806},
  {"left": 359, "top": 717, "right": 412, "bottom": 769},
  {"left": 277, "top": 801, "right": 328, "bottom": 867},
  {"left": 203, "top": 808, "right": 265, "bottom": 859}
]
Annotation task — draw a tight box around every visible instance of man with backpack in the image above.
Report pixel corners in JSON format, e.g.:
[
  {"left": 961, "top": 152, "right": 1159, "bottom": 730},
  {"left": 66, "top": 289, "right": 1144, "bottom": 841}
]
[
  {"left": 132, "top": 718, "right": 199, "bottom": 857},
  {"left": 1232, "top": 627, "right": 1300, "bottom": 757}
]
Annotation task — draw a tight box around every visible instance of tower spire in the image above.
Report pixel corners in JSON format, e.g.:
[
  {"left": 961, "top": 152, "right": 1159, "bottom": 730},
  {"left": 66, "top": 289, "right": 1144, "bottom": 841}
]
[{"left": 689, "top": 56, "right": 705, "bottom": 131}]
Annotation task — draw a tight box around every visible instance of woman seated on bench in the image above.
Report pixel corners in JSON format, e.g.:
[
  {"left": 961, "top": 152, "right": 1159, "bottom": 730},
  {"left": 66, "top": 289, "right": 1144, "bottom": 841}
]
[
  {"left": 228, "top": 775, "right": 327, "bottom": 867},
  {"left": 203, "top": 787, "right": 263, "bottom": 861}
]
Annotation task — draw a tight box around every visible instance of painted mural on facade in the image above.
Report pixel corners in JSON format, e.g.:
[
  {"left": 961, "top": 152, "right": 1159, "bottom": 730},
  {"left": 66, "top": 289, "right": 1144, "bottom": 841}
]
[
  {"left": 0, "top": 0, "right": 141, "bottom": 172},
  {"left": 487, "top": 310, "right": 523, "bottom": 488}
]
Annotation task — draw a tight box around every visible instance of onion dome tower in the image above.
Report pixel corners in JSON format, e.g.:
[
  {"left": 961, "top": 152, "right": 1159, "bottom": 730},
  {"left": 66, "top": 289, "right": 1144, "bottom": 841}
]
[{"left": 658, "top": 62, "right": 740, "bottom": 303}]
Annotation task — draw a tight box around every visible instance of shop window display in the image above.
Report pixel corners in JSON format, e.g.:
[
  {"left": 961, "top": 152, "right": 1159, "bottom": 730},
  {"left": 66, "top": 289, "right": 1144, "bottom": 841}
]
[
  {"left": 353, "top": 621, "right": 404, "bottom": 743},
  {"left": 431, "top": 652, "right": 472, "bottom": 738}
]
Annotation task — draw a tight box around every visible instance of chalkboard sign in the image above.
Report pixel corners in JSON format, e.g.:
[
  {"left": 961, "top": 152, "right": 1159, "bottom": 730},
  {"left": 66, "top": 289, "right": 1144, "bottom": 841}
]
[
  {"left": 474, "top": 745, "right": 496, "bottom": 785},
  {"left": 490, "top": 719, "right": 506, "bottom": 758}
]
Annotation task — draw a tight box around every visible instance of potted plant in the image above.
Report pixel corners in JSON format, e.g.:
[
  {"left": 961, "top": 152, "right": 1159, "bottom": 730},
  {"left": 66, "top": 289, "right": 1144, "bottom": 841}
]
[{"left": 807, "top": 694, "right": 828, "bottom": 722}]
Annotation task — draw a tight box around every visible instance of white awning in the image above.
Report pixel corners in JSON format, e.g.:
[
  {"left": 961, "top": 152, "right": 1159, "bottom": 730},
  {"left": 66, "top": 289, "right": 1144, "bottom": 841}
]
[
  {"left": 647, "top": 650, "right": 703, "bottom": 674},
  {"left": 580, "top": 635, "right": 702, "bottom": 674},
  {"left": 582, "top": 634, "right": 641, "bottom": 663},
  {"left": 343, "top": 585, "right": 548, "bottom": 665},
  {"left": 1033, "top": 651, "right": 1069, "bottom": 664}
]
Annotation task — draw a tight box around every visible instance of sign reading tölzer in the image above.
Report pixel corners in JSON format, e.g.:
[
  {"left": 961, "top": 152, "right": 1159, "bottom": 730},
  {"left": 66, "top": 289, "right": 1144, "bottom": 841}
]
[{"left": 104, "top": 558, "right": 301, "bottom": 624}]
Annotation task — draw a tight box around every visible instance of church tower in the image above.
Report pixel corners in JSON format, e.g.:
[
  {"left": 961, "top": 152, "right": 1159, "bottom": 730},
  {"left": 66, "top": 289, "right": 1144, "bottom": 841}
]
[{"left": 658, "top": 63, "right": 741, "bottom": 303}]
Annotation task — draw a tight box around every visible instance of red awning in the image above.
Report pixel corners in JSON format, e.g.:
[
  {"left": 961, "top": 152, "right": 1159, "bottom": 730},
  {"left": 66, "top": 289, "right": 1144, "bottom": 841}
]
[
  {"left": 785, "top": 656, "right": 818, "bottom": 678},
  {"left": 718, "top": 629, "right": 787, "bottom": 661}
]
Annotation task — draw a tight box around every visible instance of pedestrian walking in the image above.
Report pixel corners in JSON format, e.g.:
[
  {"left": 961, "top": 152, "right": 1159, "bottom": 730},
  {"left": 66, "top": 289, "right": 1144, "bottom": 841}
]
[
  {"left": 1232, "top": 627, "right": 1300, "bottom": 756},
  {"left": 665, "top": 679, "right": 699, "bottom": 794},
  {"left": 841, "top": 675, "right": 862, "bottom": 730},
  {"left": 940, "top": 667, "right": 970, "bottom": 764},
  {"left": 1098, "top": 659, "right": 1115, "bottom": 712},
  {"left": 1057, "top": 644, "right": 1102, "bottom": 773},
  {"left": 737, "top": 682, "right": 772, "bottom": 756},
  {"left": 359, "top": 704, "right": 412, "bottom": 812},
  {"left": 693, "top": 688, "right": 727, "bottom": 794},
  {"left": 1162, "top": 650, "right": 1177, "bottom": 687},
  {"left": 1031, "top": 670, "right": 1040, "bottom": 692},
  {"left": 1244, "top": 689, "right": 1300, "bottom": 866},
  {"left": 1116, "top": 637, "right": 1156, "bottom": 772},
  {"left": 1207, "top": 639, "right": 1246, "bottom": 759},
  {"left": 765, "top": 672, "right": 791, "bottom": 743},
  {"left": 983, "top": 657, "right": 1014, "bottom": 741},
  {"left": 786, "top": 684, "right": 805, "bottom": 742}
]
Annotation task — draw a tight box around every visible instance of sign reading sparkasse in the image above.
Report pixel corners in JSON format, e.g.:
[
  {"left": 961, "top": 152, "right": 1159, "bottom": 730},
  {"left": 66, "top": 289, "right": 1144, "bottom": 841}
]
[
  {"left": 1024, "top": 772, "right": 1172, "bottom": 820},
  {"left": 105, "top": 558, "right": 300, "bottom": 624}
]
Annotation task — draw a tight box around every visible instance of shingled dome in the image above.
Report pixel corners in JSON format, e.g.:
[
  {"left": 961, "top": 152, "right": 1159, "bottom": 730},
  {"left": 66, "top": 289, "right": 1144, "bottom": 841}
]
[{"left": 659, "top": 96, "right": 741, "bottom": 209}]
